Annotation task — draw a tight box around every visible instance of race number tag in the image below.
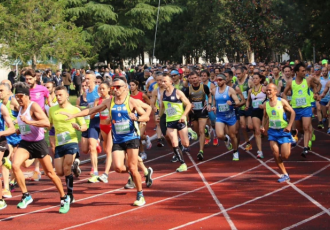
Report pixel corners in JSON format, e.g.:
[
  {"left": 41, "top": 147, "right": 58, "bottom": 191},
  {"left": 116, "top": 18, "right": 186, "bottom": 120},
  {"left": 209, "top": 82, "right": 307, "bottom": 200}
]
[
  {"left": 166, "top": 107, "right": 177, "bottom": 117},
  {"left": 252, "top": 100, "right": 263, "bottom": 109},
  {"left": 269, "top": 119, "right": 282, "bottom": 129},
  {"left": 193, "top": 102, "right": 203, "bottom": 110},
  {"left": 57, "top": 131, "right": 71, "bottom": 145},
  {"left": 218, "top": 104, "right": 229, "bottom": 112},
  {"left": 101, "top": 109, "right": 109, "bottom": 117},
  {"left": 114, "top": 121, "right": 130, "bottom": 134},
  {"left": 286, "top": 96, "right": 292, "bottom": 101},
  {"left": 296, "top": 98, "right": 307, "bottom": 107},
  {"left": 242, "top": 91, "right": 248, "bottom": 99},
  {"left": 19, "top": 124, "right": 31, "bottom": 135}
]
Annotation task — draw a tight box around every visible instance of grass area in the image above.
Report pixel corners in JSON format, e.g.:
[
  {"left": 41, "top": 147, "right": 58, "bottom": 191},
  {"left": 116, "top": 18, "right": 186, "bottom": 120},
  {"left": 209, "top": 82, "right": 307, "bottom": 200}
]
[{"left": 45, "top": 95, "right": 81, "bottom": 146}]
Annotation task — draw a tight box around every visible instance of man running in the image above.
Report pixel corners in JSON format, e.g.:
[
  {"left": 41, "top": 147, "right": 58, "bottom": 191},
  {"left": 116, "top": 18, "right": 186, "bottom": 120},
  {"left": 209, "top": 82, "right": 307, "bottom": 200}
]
[
  {"left": 261, "top": 83, "right": 295, "bottom": 183},
  {"left": 316, "top": 67, "right": 330, "bottom": 129},
  {"left": 12, "top": 82, "right": 71, "bottom": 213},
  {"left": 210, "top": 74, "right": 240, "bottom": 160},
  {"left": 49, "top": 86, "right": 87, "bottom": 203}
]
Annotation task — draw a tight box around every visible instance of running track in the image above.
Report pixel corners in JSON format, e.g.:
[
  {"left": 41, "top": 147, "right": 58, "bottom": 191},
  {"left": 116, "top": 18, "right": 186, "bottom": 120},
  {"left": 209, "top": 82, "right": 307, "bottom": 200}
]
[{"left": 1, "top": 119, "right": 330, "bottom": 229}]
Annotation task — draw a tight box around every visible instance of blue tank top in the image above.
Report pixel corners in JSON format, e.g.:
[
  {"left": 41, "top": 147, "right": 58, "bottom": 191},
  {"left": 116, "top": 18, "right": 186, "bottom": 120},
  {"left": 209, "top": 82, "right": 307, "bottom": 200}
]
[
  {"left": 111, "top": 98, "right": 139, "bottom": 144},
  {"left": 0, "top": 103, "right": 5, "bottom": 132},
  {"left": 86, "top": 85, "right": 99, "bottom": 117},
  {"left": 215, "top": 86, "right": 235, "bottom": 118},
  {"left": 79, "top": 95, "right": 88, "bottom": 107}
]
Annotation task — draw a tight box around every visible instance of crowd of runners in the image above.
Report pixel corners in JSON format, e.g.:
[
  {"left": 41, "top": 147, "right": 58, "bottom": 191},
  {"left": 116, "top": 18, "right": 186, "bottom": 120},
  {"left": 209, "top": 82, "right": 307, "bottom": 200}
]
[{"left": 0, "top": 59, "right": 329, "bottom": 214}]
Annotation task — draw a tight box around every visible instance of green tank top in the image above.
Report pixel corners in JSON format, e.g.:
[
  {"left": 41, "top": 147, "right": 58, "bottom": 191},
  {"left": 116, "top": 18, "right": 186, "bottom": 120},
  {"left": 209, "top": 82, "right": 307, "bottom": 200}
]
[
  {"left": 266, "top": 99, "right": 288, "bottom": 129},
  {"left": 174, "top": 81, "right": 184, "bottom": 90},
  {"left": 6, "top": 99, "right": 19, "bottom": 129},
  {"left": 291, "top": 78, "right": 311, "bottom": 108},
  {"left": 163, "top": 89, "right": 184, "bottom": 122},
  {"left": 238, "top": 78, "right": 249, "bottom": 110}
]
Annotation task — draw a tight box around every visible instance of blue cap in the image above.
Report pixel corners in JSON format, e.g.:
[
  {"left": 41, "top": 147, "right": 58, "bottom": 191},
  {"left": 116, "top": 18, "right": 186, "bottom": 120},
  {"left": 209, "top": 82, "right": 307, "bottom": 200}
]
[{"left": 171, "top": 70, "right": 179, "bottom": 75}]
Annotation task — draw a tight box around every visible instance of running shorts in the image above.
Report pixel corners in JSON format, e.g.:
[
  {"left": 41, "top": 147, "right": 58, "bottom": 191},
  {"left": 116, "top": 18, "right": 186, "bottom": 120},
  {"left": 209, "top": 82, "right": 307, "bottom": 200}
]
[
  {"left": 19, "top": 139, "right": 49, "bottom": 159},
  {"left": 293, "top": 107, "right": 312, "bottom": 120},
  {"left": 112, "top": 138, "right": 140, "bottom": 151},
  {"left": 55, "top": 143, "right": 79, "bottom": 159}
]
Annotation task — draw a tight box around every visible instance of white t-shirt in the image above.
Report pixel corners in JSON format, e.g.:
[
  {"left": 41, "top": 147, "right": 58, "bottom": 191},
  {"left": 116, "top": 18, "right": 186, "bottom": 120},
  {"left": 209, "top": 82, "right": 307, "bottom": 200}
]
[{"left": 146, "top": 76, "right": 154, "bottom": 86}]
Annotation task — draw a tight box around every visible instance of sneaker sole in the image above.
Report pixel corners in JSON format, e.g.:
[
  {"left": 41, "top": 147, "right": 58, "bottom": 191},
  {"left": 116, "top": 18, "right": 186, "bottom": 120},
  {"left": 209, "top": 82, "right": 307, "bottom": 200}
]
[
  {"left": 17, "top": 198, "right": 33, "bottom": 209},
  {"left": 232, "top": 158, "right": 239, "bottom": 161},
  {"left": 146, "top": 168, "right": 153, "bottom": 188},
  {"left": 278, "top": 179, "right": 290, "bottom": 183},
  {"left": 3, "top": 194, "right": 12, "bottom": 198},
  {"left": 133, "top": 200, "right": 146, "bottom": 206},
  {"left": 97, "top": 178, "right": 108, "bottom": 183},
  {"left": 0, "top": 204, "right": 7, "bottom": 210}
]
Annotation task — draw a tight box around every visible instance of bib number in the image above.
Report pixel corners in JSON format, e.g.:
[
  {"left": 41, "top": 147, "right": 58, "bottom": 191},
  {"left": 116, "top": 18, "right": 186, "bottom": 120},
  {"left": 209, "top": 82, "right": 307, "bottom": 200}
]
[
  {"left": 114, "top": 121, "right": 130, "bottom": 134},
  {"left": 193, "top": 102, "right": 203, "bottom": 110},
  {"left": 101, "top": 109, "right": 109, "bottom": 117},
  {"left": 166, "top": 107, "right": 177, "bottom": 117},
  {"left": 242, "top": 91, "right": 248, "bottom": 99},
  {"left": 57, "top": 131, "right": 71, "bottom": 145},
  {"left": 286, "top": 96, "right": 292, "bottom": 101},
  {"left": 252, "top": 100, "right": 262, "bottom": 109},
  {"left": 218, "top": 103, "right": 229, "bottom": 112},
  {"left": 19, "top": 124, "right": 31, "bottom": 135},
  {"left": 269, "top": 119, "right": 282, "bottom": 129},
  {"left": 296, "top": 98, "right": 307, "bottom": 107}
]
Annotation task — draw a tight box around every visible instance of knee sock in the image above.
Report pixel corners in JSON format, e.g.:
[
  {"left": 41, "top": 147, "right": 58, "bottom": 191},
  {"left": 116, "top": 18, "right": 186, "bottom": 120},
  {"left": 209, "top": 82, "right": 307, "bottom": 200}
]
[
  {"left": 65, "top": 174, "right": 74, "bottom": 195},
  {"left": 173, "top": 147, "right": 185, "bottom": 164}
]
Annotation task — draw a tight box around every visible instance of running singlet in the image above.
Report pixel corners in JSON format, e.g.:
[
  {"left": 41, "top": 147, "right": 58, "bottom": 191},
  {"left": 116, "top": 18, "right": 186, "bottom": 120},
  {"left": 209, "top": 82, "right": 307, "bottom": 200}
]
[
  {"left": 214, "top": 86, "right": 235, "bottom": 118},
  {"left": 30, "top": 85, "right": 49, "bottom": 110},
  {"left": 189, "top": 84, "right": 206, "bottom": 111},
  {"left": 6, "top": 97, "right": 18, "bottom": 129},
  {"left": 17, "top": 102, "right": 44, "bottom": 141},
  {"left": 273, "top": 77, "right": 282, "bottom": 87},
  {"left": 86, "top": 85, "right": 99, "bottom": 118},
  {"left": 98, "top": 97, "right": 110, "bottom": 120},
  {"left": 174, "top": 81, "right": 184, "bottom": 90},
  {"left": 266, "top": 98, "right": 288, "bottom": 130},
  {"left": 45, "top": 95, "right": 58, "bottom": 116},
  {"left": 251, "top": 86, "right": 266, "bottom": 109},
  {"left": 49, "top": 104, "right": 85, "bottom": 146},
  {"left": 79, "top": 95, "right": 90, "bottom": 127},
  {"left": 130, "top": 91, "right": 145, "bottom": 103},
  {"left": 205, "top": 81, "right": 213, "bottom": 105},
  {"left": 110, "top": 96, "right": 140, "bottom": 144},
  {"left": 163, "top": 88, "right": 184, "bottom": 122},
  {"left": 291, "top": 79, "right": 311, "bottom": 108},
  {"left": 320, "top": 77, "right": 330, "bottom": 103},
  {"left": 237, "top": 78, "right": 250, "bottom": 110}
]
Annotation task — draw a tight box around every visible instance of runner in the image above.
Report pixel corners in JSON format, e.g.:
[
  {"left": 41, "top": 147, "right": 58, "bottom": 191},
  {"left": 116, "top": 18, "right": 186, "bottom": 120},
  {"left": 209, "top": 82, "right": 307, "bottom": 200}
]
[
  {"left": 130, "top": 80, "right": 152, "bottom": 160},
  {"left": 210, "top": 74, "right": 240, "bottom": 160},
  {"left": 159, "top": 74, "right": 192, "bottom": 172},
  {"left": 282, "top": 62, "right": 319, "bottom": 157},
  {"left": 316, "top": 67, "right": 330, "bottom": 129},
  {"left": 261, "top": 83, "right": 295, "bottom": 182},
  {"left": 318, "top": 76, "right": 330, "bottom": 134},
  {"left": 246, "top": 73, "right": 267, "bottom": 159},
  {"left": 49, "top": 86, "right": 87, "bottom": 203},
  {"left": 12, "top": 82, "right": 71, "bottom": 213},
  {"left": 171, "top": 70, "right": 184, "bottom": 90},
  {"left": 185, "top": 71, "right": 211, "bottom": 160}
]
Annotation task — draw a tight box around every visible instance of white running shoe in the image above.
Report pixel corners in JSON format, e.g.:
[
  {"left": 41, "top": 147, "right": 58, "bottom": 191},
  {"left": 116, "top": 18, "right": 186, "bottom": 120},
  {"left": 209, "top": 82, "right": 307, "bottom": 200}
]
[
  {"left": 224, "top": 134, "right": 232, "bottom": 150},
  {"left": 145, "top": 135, "right": 152, "bottom": 149},
  {"left": 257, "top": 151, "right": 264, "bottom": 159}
]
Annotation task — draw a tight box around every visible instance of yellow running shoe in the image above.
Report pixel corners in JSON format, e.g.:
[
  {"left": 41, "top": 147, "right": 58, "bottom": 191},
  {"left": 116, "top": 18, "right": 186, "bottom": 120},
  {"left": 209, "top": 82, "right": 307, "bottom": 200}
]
[
  {"left": 312, "top": 133, "right": 316, "bottom": 142},
  {"left": 88, "top": 175, "right": 99, "bottom": 183},
  {"left": 2, "top": 157, "right": 12, "bottom": 170},
  {"left": 245, "top": 144, "right": 252, "bottom": 151},
  {"left": 2, "top": 189, "right": 12, "bottom": 198},
  {"left": 176, "top": 163, "right": 187, "bottom": 172},
  {"left": 308, "top": 140, "right": 312, "bottom": 150},
  {"left": 133, "top": 194, "right": 146, "bottom": 206}
]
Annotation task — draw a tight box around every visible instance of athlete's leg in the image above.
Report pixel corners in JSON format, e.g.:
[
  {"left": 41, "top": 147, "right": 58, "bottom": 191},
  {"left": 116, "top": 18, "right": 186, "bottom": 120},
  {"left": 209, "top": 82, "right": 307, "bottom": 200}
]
[
  {"left": 246, "top": 116, "right": 253, "bottom": 130},
  {"left": 215, "top": 122, "right": 226, "bottom": 140},
  {"left": 104, "top": 131, "right": 113, "bottom": 175},
  {"left": 178, "top": 127, "right": 189, "bottom": 148},
  {"left": 270, "top": 141, "right": 288, "bottom": 175},
  {"left": 54, "top": 157, "right": 65, "bottom": 177},
  {"left": 63, "top": 154, "right": 76, "bottom": 197},
  {"left": 0, "top": 150, "right": 4, "bottom": 200},
  {"left": 167, "top": 128, "right": 179, "bottom": 147},
  {"left": 252, "top": 117, "right": 262, "bottom": 152},
  {"left": 113, "top": 151, "right": 128, "bottom": 173},
  {"left": 197, "top": 118, "right": 207, "bottom": 151},
  {"left": 88, "top": 137, "right": 98, "bottom": 174},
  {"left": 49, "top": 135, "right": 55, "bottom": 158},
  {"left": 302, "top": 117, "right": 312, "bottom": 147},
  {"left": 227, "top": 124, "right": 238, "bottom": 150},
  {"left": 316, "top": 101, "right": 322, "bottom": 123},
  {"left": 139, "top": 123, "right": 146, "bottom": 153},
  {"left": 239, "top": 116, "right": 249, "bottom": 143},
  {"left": 235, "top": 121, "right": 240, "bottom": 146},
  {"left": 2, "top": 145, "right": 13, "bottom": 191},
  {"left": 80, "top": 137, "right": 89, "bottom": 154},
  {"left": 12, "top": 148, "right": 31, "bottom": 193}
]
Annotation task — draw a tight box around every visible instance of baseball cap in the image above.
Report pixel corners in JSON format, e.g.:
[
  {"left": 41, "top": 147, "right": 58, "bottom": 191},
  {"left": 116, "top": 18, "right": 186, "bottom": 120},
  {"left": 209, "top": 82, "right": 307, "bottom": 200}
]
[
  {"left": 322, "top": 59, "right": 328, "bottom": 65},
  {"left": 171, "top": 70, "right": 179, "bottom": 75},
  {"left": 289, "top": 61, "right": 295, "bottom": 65}
]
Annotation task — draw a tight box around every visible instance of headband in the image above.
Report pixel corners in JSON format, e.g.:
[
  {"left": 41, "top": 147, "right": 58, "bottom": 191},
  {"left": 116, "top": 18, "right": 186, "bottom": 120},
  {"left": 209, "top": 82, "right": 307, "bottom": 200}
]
[{"left": 15, "top": 87, "right": 30, "bottom": 96}]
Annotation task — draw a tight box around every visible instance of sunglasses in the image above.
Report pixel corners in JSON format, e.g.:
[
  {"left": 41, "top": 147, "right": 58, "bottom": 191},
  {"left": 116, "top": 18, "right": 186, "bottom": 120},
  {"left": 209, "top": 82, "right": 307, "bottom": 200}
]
[
  {"left": 315, "top": 68, "right": 320, "bottom": 71},
  {"left": 111, "top": 85, "right": 125, "bottom": 90},
  {"left": 217, "top": 79, "right": 224, "bottom": 82}
]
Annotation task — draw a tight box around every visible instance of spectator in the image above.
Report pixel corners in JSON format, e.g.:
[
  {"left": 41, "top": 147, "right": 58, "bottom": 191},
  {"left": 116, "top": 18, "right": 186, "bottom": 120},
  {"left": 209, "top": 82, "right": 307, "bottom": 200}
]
[
  {"left": 73, "top": 69, "right": 83, "bottom": 97},
  {"left": 36, "top": 71, "right": 43, "bottom": 85},
  {"left": 8, "top": 71, "right": 15, "bottom": 86},
  {"left": 53, "top": 70, "right": 63, "bottom": 87},
  {"left": 62, "top": 72, "right": 72, "bottom": 93},
  {"left": 42, "top": 69, "right": 53, "bottom": 83}
]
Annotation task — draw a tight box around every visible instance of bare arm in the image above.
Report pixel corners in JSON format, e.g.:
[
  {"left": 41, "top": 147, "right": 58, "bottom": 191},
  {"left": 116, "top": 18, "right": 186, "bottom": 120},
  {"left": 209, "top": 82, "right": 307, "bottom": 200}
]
[
  {"left": 282, "top": 81, "right": 292, "bottom": 100},
  {"left": 142, "top": 93, "right": 151, "bottom": 105},
  {"left": 320, "top": 81, "right": 330, "bottom": 99},
  {"left": 177, "top": 90, "right": 192, "bottom": 121},
  {"left": 235, "top": 86, "right": 246, "bottom": 107},
  {"left": 0, "top": 105, "right": 15, "bottom": 137},
  {"left": 130, "top": 98, "right": 151, "bottom": 122},
  {"left": 150, "top": 89, "right": 157, "bottom": 112},
  {"left": 282, "top": 99, "right": 295, "bottom": 132},
  {"left": 245, "top": 89, "right": 252, "bottom": 109},
  {"left": 22, "top": 103, "right": 50, "bottom": 128},
  {"left": 11, "top": 96, "right": 20, "bottom": 111},
  {"left": 261, "top": 108, "right": 268, "bottom": 132},
  {"left": 228, "top": 87, "right": 240, "bottom": 105}
]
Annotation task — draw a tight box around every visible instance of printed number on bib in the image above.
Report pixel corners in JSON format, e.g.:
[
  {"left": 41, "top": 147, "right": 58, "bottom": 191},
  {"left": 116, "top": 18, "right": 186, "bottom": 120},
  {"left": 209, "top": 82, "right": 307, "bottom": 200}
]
[
  {"left": 57, "top": 131, "right": 72, "bottom": 145},
  {"left": 296, "top": 98, "right": 307, "bottom": 107},
  {"left": 101, "top": 109, "right": 109, "bottom": 117},
  {"left": 287, "top": 96, "right": 292, "bottom": 101},
  {"left": 166, "top": 107, "right": 177, "bottom": 117},
  {"left": 269, "top": 119, "right": 282, "bottom": 129},
  {"left": 252, "top": 100, "right": 262, "bottom": 109},
  {"left": 114, "top": 121, "right": 130, "bottom": 134},
  {"left": 242, "top": 91, "right": 248, "bottom": 99},
  {"left": 218, "top": 104, "right": 229, "bottom": 112},
  {"left": 19, "top": 124, "right": 31, "bottom": 135},
  {"left": 193, "top": 102, "right": 203, "bottom": 110}
]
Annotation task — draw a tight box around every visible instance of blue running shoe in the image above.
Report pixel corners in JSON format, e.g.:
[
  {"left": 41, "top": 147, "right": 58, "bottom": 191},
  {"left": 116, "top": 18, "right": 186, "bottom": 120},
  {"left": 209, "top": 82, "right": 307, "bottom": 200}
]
[{"left": 278, "top": 174, "right": 290, "bottom": 183}]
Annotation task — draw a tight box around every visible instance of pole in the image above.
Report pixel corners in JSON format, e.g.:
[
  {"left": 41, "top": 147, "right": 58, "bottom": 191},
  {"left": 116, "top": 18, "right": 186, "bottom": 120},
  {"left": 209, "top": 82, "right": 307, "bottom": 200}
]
[
  {"left": 313, "top": 45, "right": 316, "bottom": 64},
  {"left": 152, "top": 0, "right": 161, "bottom": 65}
]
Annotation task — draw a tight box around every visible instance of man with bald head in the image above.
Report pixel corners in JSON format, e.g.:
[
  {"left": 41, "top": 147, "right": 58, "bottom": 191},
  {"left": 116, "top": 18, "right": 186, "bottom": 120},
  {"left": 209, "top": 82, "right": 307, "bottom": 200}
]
[{"left": 261, "top": 83, "right": 295, "bottom": 183}]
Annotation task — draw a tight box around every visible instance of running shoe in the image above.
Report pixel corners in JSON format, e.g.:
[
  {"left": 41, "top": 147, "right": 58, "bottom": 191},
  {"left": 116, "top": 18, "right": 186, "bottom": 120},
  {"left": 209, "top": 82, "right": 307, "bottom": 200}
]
[
  {"left": 176, "top": 163, "right": 188, "bottom": 172},
  {"left": 9, "top": 181, "right": 16, "bottom": 192},
  {"left": 97, "top": 173, "right": 108, "bottom": 183},
  {"left": 0, "top": 200, "right": 7, "bottom": 210},
  {"left": 213, "top": 138, "right": 219, "bottom": 146},
  {"left": 301, "top": 148, "right": 308, "bottom": 158},
  {"left": 232, "top": 152, "right": 239, "bottom": 161},
  {"left": 88, "top": 175, "right": 99, "bottom": 183},
  {"left": 205, "top": 125, "right": 210, "bottom": 144},
  {"left": 182, "top": 147, "right": 190, "bottom": 154},
  {"left": 2, "top": 157, "right": 12, "bottom": 170},
  {"left": 317, "top": 122, "right": 324, "bottom": 129},
  {"left": 124, "top": 177, "right": 136, "bottom": 189},
  {"left": 145, "top": 135, "right": 152, "bottom": 150},
  {"left": 204, "top": 138, "right": 210, "bottom": 145},
  {"left": 59, "top": 196, "right": 70, "bottom": 214},
  {"left": 17, "top": 194, "right": 33, "bottom": 209},
  {"left": 292, "top": 129, "right": 299, "bottom": 143},
  {"left": 96, "top": 139, "right": 102, "bottom": 154},
  {"left": 224, "top": 134, "right": 232, "bottom": 150},
  {"left": 140, "top": 152, "right": 147, "bottom": 161},
  {"left": 278, "top": 174, "right": 290, "bottom": 183},
  {"left": 312, "top": 133, "right": 316, "bottom": 141},
  {"left": 157, "top": 139, "right": 164, "bottom": 147},
  {"left": 308, "top": 140, "right": 312, "bottom": 150},
  {"left": 188, "top": 127, "right": 198, "bottom": 140},
  {"left": 90, "top": 168, "right": 94, "bottom": 176},
  {"left": 197, "top": 151, "right": 204, "bottom": 161},
  {"left": 257, "top": 151, "right": 264, "bottom": 159},
  {"left": 2, "top": 189, "right": 12, "bottom": 198},
  {"left": 327, "top": 128, "right": 330, "bottom": 134},
  {"left": 244, "top": 143, "right": 252, "bottom": 151},
  {"left": 133, "top": 193, "right": 146, "bottom": 206},
  {"left": 72, "top": 158, "right": 81, "bottom": 178},
  {"left": 145, "top": 167, "right": 153, "bottom": 188},
  {"left": 32, "top": 171, "right": 41, "bottom": 181},
  {"left": 171, "top": 155, "right": 179, "bottom": 163}
]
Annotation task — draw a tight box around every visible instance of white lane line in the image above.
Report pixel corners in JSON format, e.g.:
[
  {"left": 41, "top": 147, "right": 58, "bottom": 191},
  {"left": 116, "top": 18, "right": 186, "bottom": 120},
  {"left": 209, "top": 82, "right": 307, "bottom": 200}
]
[
  {"left": 244, "top": 149, "right": 330, "bottom": 216},
  {"left": 269, "top": 161, "right": 328, "bottom": 163},
  {"left": 186, "top": 152, "right": 237, "bottom": 230},
  {"left": 169, "top": 163, "right": 330, "bottom": 230},
  {"left": 297, "top": 145, "right": 330, "bottom": 162},
  {"left": 282, "top": 209, "right": 329, "bottom": 230}
]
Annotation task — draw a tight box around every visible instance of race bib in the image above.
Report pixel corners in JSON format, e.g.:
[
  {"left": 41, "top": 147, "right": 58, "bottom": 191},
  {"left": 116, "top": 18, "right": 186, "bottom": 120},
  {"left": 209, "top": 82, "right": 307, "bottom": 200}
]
[
  {"left": 88, "top": 102, "right": 94, "bottom": 108},
  {"left": 101, "top": 109, "right": 109, "bottom": 117},
  {"left": 269, "top": 119, "right": 282, "bottom": 129},
  {"left": 218, "top": 103, "right": 230, "bottom": 112},
  {"left": 286, "top": 96, "right": 292, "bottom": 101},
  {"left": 252, "top": 100, "right": 263, "bottom": 109},
  {"left": 193, "top": 102, "right": 203, "bottom": 110},
  {"left": 166, "top": 107, "right": 177, "bottom": 117},
  {"left": 19, "top": 124, "right": 31, "bottom": 135},
  {"left": 242, "top": 91, "right": 248, "bottom": 99},
  {"left": 57, "top": 131, "right": 71, "bottom": 145},
  {"left": 84, "top": 115, "right": 90, "bottom": 120},
  {"left": 296, "top": 98, "right": 307, "bottom": 107},
  {"left": 114, "top": 120, "right": 130, "bottom": 134}
]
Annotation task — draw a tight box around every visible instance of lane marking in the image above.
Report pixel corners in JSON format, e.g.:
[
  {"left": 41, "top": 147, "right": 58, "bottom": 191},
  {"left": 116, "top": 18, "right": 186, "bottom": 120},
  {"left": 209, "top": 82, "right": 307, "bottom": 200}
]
[
  {"left": 186, "top": 152, "right": 237, "bottom": 230},
  {"left": 282, "top": 209, "right": 329, "bottom": 230},
  {"left": 297, "top": 145, "right": 330, "bottom": 162}
]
